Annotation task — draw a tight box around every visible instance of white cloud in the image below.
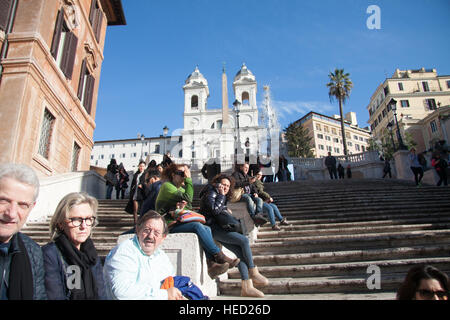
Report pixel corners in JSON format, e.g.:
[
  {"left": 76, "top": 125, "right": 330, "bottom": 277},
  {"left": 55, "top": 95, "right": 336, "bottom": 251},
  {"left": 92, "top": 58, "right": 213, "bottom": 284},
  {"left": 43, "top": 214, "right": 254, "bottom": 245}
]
[{"left": 270, "top": 100, "right": 335, "bottom": 120}]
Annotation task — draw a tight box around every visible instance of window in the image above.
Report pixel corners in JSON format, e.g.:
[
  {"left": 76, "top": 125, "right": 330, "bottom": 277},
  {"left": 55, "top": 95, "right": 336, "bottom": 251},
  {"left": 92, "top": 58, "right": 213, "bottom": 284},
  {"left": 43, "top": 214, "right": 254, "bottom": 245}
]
[
  {"left": 154, "top": 144, "right": 160, "bottom": 154},
  {"left": 384, "top": 86, "right": 389, "bottom": 95},
  {"left": 38, "top": 109, "right": 56, "bottom": 159},
  {"left": 347, "top": 141, "right": 353, "bottom": 146},
  {"left": 316, "top": 124, "right": 321, "bottom": 131},
  {"left": 325, "top": 136, "right": 331, "bottom": 141},
  {"left": 71, "top": 142, "right": 81, "bottom": 171},
  {"left": 331, "top": 128, "right": 337, "bottom": 135},
  {"left": 89, "top": 0, "right": 103, "bottom": 42},
  {"left": 378, "top": 115, "right": 382, "bottom": 123},
  {"left": 333, "top": 138, "right": 339, "bottom": 143},
  {"left": 355, "top": 144, "right": 360, "bottom": 151},
  {"left": 131, "top": 153, "right": 137, "bottom": 158},
  {"left": 447, "top": 80, "right": 450, "bottom": 89},
  {"left": 334, "top": 147, "right": 340, "bottom": 153},
  {"left": 241, "top": 92, "right": 249, "bottom": 105},
  {"left": 318, "top": 145, "right": 324, "bottom": 150},
  {"left": 50, "top": 10, "right": 78, "bottom": 79},
  {"left": 430, "top": 120, "right": 437, "bottom": 133},
  {"left": 77, "top": 59, "right": 95, "bottom": 114},
  {"left": 382, "top": 109, "right": 387, "bottom": 118},
  {"left": 324, "top": 126, "right": 329, "bottom": 133},
  {"left": 216, "top": 120, "right": 223, "bottom": 129},
  {"left": 191, "top": 95, "right": 198, "bottom": 109},
  {"left": 353, "top": 135, "right": 358, "bottom": 140},
  {"left": 400, "top": 100, "right": 410, "bottom": 108},
  {"left": 425, "top": 99, "right": 437, "bottom": 110},
  {"left": 317, "top": 134, "right": 324, "bottom": 139},
  {"left": 110, "top": 154, "right": 115, "bottom": 159},
  {"left": 422, "top": 81, "right": 430, "bottom": 92},
  {"left": 326, "top": 146, "right": 332, "bottom": 152},
  {"left": 398, "top": 82, "right": 404, "bottom": 91}
]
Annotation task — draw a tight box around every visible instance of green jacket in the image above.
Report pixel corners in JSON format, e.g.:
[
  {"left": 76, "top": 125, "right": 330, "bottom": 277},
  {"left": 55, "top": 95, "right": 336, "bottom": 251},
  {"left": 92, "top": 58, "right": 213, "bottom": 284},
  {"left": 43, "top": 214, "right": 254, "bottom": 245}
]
[
  {"left": 253, "top": 179, "right": 271, "bottom": 201},
  {"left": 155, "top": 178, "right": 193, "bottom": 226}
]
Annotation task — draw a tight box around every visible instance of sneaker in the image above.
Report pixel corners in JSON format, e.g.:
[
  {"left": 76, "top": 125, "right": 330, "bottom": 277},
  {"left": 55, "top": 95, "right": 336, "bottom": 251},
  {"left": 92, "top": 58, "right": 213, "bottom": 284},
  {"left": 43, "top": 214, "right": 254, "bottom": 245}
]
[
  {"left": 279, "top": 217, "right": 289, "bottom": 226},
  {"left": 272, "top": 225, "right": 281, "bottom": 231}
]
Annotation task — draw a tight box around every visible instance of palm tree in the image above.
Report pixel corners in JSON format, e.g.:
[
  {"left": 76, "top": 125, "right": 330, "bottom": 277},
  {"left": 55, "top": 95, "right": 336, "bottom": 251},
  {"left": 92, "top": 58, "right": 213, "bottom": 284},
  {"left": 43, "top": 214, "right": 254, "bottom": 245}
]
[{"left": 326, "top": 69, "right": 353, "bottom": 156}]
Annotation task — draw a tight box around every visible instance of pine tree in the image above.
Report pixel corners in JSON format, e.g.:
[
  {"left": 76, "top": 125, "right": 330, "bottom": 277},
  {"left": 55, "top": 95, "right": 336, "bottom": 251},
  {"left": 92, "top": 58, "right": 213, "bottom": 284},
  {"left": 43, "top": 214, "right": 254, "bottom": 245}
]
[{"left": 284, "top": 122, "right": 314, "bottom": 158}]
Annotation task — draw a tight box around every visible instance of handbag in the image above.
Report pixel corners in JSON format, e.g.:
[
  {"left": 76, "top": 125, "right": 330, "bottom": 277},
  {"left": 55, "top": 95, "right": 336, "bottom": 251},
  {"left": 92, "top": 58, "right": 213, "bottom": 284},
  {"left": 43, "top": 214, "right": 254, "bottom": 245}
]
[
  {"left": 215, "top": 210, "right": 243, "bottom": 234},
  {"left": 174, "top": 208, "right": 206, "bottom": 224},
  {"left": 229, "top": 187, "right": 244, "bottom": 203}
]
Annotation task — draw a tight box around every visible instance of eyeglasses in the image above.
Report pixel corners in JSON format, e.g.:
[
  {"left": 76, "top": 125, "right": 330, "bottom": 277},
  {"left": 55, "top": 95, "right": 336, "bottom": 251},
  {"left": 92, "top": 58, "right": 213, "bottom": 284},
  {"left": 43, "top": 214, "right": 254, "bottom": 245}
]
[
  {"left": 174, "top": 170, "right": 185, "bottom": 177},
  {"left": 417, "top": 289, "right": 448, "bottom": 300},
  {"left": 67, "top": 217, "right": 96, "bottom": 227},
  {"left": 0, "top": 198, "right": 34, "bottom": 210},
  {"left": 141, "top": 228, "right": 163, "bottom": 238}
]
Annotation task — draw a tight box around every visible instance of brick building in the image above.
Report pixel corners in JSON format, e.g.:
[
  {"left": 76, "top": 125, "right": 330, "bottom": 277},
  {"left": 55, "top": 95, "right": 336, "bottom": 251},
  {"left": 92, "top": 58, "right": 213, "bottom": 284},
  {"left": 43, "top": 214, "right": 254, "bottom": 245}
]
[{"left": 0, "top": 0, "right": 125, "bottom": 176}]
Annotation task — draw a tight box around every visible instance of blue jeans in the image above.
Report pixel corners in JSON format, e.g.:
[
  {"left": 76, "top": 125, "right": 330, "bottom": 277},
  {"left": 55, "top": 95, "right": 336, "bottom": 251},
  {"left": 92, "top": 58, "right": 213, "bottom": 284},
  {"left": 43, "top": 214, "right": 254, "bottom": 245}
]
[
  {"left": 106, "top": 184, "right": 114, "bottom": 199},
  {"left": 263, "top": 203, "right": 284, "bottom": 226},
  {"left": 170, "top": 222, "right": 221, "bottom": 260},
  {"left": 240, "top": 194, "right": 263, "bottom": 216},
  {"left": 211, "top": 225, "right": 255, "bottom": 280}
]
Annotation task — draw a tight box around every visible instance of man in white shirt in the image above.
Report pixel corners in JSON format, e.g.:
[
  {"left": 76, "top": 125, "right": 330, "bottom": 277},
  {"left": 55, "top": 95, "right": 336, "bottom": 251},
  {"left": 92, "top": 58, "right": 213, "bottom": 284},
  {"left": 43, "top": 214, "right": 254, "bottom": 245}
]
[{"left": 104, "top": 211, "right": 183, "bottom": 300}]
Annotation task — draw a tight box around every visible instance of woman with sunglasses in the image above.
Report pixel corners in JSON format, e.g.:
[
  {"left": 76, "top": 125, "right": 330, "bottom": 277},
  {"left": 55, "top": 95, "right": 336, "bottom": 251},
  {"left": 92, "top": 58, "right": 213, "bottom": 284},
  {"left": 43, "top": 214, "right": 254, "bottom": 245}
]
[
  {"left": 42, "top": 192, "right": 106, "bottom": 299},
  {"left": 155, "top": 163, "right": 238, "bottom": 279},
  {"left": 397, "top": 265, "right": 449, "bottom": 300}
]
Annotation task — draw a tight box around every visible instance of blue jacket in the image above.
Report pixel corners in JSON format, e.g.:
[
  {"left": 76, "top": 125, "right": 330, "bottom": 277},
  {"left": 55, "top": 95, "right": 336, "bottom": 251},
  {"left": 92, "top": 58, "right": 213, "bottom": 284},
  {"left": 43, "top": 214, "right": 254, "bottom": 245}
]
[{"left": 42, "top": 242, "right": 107, "bottom": 300}]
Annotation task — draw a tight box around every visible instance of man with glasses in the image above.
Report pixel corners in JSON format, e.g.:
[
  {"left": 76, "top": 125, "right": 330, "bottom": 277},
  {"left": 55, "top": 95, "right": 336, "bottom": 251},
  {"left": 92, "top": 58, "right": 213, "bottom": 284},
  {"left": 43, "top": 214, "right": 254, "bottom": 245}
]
[
  {"left": 104, "top": 211, "right": 184, "bottom": 300},
  {"left": 0, "top": 163, "right": 47, "bottom": 300}
]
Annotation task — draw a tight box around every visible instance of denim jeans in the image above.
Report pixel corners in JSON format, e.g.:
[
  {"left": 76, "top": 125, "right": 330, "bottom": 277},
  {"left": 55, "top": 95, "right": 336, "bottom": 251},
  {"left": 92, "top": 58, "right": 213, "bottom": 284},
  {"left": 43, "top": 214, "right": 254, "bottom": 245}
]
[
  {"left": 240, "top": 193, "right": 263, "bottom": 216},
  {"left": 211, "top": 225, "right": 255, "bottom": 280},
  {"left": 106, "top": 185, "right": 114, "bottom": 199},
  {"left": 170, "top": 222, "right": 221, "bottom": 260},
  {"left": 263, "top": 203, "right": 284, "bottom": 226}
]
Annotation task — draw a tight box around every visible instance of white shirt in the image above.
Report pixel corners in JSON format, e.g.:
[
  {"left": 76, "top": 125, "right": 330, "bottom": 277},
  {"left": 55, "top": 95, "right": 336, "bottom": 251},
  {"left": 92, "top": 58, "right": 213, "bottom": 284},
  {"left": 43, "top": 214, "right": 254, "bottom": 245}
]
[{"left": 103, "top": 235, "right": 174, "bottom": 300}]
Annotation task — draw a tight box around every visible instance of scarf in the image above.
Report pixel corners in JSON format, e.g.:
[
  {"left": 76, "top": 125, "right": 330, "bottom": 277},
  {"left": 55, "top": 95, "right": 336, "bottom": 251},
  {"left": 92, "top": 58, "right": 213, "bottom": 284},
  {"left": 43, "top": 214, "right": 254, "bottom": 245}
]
[
  {"left": 54, "top": 233, "right": 99, "bottom": 300},
  {"left": 8, "top": 234, "right": 34, "bottom": 300}
]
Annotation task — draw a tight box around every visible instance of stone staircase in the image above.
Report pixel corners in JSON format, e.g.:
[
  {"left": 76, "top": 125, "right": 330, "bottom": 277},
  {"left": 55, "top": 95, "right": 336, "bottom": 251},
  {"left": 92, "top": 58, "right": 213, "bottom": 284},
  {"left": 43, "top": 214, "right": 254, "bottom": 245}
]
[
  {"left": 22, "top": 178, "right": 450, "bottom": 298},
  {"left": 216, "top": 179, "right": 450, "bottom": 297}
]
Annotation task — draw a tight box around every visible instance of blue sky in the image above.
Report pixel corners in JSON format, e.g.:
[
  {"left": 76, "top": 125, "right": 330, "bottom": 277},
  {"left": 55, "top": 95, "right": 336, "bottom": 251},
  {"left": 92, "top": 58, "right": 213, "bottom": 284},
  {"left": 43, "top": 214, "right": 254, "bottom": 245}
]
[{"left": 94, "top": 0, "right": 450, "bottom": 141}]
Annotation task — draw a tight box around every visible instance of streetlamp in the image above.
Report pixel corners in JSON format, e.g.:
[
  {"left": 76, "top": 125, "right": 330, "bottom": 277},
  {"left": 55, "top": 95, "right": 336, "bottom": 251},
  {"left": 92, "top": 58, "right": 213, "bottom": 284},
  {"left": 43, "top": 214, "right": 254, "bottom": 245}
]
[
  {"left": 233, "top": 99, "right": 242, "bottom": 157},
  {"left": 389, "top": 98, "right": 407, "bottom": 150},
  {"left": 138, "top": 133, "right": 145, "bottom": 161},
  {"left": 386, "top": 121, "right": 396, "bottom": 151},
  {"left": 162, "top": 126, "right": 169, "bottom": 156}
]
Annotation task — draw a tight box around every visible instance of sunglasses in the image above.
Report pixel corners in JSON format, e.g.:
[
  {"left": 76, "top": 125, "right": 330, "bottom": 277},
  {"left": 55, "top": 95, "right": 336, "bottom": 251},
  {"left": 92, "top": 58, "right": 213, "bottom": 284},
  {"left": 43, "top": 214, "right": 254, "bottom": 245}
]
[
  {"left": 174, "top": 170, "right": 185, "bottom": 177},
  {"left": 417, "top": 289, "right": 448, "bottom": 300}
]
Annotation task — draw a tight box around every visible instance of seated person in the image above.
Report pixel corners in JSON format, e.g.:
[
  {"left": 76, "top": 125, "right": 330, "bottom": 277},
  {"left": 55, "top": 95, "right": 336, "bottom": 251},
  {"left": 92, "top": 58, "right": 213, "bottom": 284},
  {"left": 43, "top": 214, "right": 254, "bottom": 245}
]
[
  {"left": 155, "top": 163, "right": 237, "bottom": 278},
  {"left": 42, "top": 192, "right": 106, "bottom": 300},
  {"left": 140, "top": 170, "right": 163, "bottom": 214},
  {"left": 103, "top": 211, "right": 184, "bottom": 300},
  {"left": 253, "top": 171, "right": 289, "bottom": 231},
  {"left": 396, "top": 265, "right": 449, "bottom": 300},
  {"left": 231, "top": 163, "right": 267, "bottom": 226}
]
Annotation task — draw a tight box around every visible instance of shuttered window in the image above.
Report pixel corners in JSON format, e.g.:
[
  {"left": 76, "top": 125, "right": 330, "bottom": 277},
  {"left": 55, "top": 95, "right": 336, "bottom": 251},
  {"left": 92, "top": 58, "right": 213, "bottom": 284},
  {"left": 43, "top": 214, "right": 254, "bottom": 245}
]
[
  {"left": 50, "top": 9, "right": 78, "bottom": 79},
  {"left": 77, "top": 59, "right": 95, "bottom": 114},
  {"left": 38, "top": 109, "right": 56, "bottom": 159},
  {"left": 71, "top": 142, "right": 81, "bottom": 171},
  {"left": 0, "top": 0, "right": 13, "bottom": 32},
  {"left": 89, "top": 0, "right": 103, "bottom": 42}
]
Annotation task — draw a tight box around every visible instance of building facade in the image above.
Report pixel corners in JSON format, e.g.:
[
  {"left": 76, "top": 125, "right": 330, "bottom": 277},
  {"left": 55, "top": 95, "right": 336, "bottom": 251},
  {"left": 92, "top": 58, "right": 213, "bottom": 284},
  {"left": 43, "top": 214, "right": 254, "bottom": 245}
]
[
  {"left": 0, "top": 0, "right": 125, "bottom": 177},
  {"left": 90, "top": 134, "right": 179, "bottom": 170},
  {"left": 296, "top": 111, "right": 371, "bottom": 158},
  {"left": 367, "top": 68, "right": 450, "bottom": 152}
]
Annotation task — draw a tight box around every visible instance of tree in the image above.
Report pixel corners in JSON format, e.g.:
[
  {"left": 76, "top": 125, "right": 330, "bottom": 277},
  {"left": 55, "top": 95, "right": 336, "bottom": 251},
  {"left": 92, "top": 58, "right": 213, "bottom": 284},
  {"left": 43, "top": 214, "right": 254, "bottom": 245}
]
[
  {"left": 326, "top": 69, "right": 353, "bottom": 156},
  {"left": 284, "top": 121, "right": 314, "bottom": 158}
]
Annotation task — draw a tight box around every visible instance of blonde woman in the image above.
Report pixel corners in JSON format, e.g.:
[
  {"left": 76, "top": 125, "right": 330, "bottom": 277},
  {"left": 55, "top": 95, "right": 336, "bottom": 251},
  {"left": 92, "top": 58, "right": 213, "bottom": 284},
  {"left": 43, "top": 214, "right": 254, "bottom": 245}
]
[{"left": 42, "top": 192, "right": 106, "bottom": 299}]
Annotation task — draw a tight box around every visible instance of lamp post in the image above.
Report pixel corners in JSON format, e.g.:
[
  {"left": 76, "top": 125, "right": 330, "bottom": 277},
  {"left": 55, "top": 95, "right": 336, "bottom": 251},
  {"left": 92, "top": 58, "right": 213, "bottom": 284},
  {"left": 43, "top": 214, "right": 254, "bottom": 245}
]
[
  {"left": 389, "top": 98, "right": 407, "bottom": 150},
  {"left": 233, "top": 99, "right": 242, "bottom": 157},
  {"left": 138, "top": 133, "right": 145, "bottom": 161},
  {"left": 162, "top": 126, "right": 169, "bottom": 156},
  {"left": 387, "top": 121, "right": 396, "bottom": 151}
]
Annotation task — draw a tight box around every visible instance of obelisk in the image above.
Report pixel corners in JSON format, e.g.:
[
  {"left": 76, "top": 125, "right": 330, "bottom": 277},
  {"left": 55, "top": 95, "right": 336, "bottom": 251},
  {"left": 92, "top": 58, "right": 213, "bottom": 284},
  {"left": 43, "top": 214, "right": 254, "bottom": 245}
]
[{"left": 221, "top": 64, "right": 229, "bottom": 128}]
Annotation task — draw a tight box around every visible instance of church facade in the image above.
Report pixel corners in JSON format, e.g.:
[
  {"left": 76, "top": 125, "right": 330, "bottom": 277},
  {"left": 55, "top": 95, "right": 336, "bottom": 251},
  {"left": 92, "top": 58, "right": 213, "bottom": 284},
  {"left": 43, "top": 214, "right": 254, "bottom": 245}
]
[{"left": 181, "top": 64, "right": 266, "bottom": 169}]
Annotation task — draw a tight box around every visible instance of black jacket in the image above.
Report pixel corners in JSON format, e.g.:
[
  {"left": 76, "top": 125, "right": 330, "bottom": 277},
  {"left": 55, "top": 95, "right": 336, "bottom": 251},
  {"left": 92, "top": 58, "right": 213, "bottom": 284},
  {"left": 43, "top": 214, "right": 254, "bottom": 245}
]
[
  {"left": 231, "top": 169, "right": 257, "bottom": 194},
  {"left": 199, "top": 184, "right": 228, "bottom": 225},
  {"left": 129, "top": 170, "right": 146, "bottom": 201}
]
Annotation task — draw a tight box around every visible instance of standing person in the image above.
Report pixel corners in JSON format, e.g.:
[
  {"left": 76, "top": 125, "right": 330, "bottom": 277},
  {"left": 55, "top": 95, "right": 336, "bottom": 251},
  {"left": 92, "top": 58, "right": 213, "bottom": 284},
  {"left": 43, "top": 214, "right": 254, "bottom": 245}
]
[
  {"left": 431, "top": 151, "right": 448, "bottom": 186},
  {"left": 42, "top": 192, "right": 106, "bottom": 300},
  {"left": 129, "top": 161, "right": 147, "bottom": 227},
  {"left": 408, "top": 148, "right": 424, "bottom": 187},
  {"left": 232, "top": 163, "right": 267, "bottom": 227},
  {"left": 105, "top": 159, "right": 118, "bottom": 199},
  {"left": 200, "top": 174, "right": 269, "bottom": 297},
  {"left": 155, "top": 163, "right": 237, "bottom": 279},
  {"left": 201, "top": 158, "right": 221, "bottom": 183},
  {"left": 161, "top": 152, "right": 173, "bottom": 168},
  {"left": 253, "top": 171, "right": 289, "bottom": 231},
  {"left": 116, "top": 164, "right": 129, "bottom": 199},
  {"left": 276, "top": 156, "right": 288, "bottom": 182},
  {"left": 0, "top": 163, "right": 47, "bottom": 300},
  {"left": 337, "top": 163, "right": 345, "bottom": 179},
  {"left": 382, "top": 159, "right": 392, "bottom": 178},
  {"left": 104, "top": 211, "right": 184, "bottom": 300},
  {"left": 346, "top": 164, "right": 352, "bottom": 179},
  {"left": 396, "top": 265, "right": 449, "bottom": 300},
  {"left": 324, "top": 152, "right": 338, "bottom": 179}
]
